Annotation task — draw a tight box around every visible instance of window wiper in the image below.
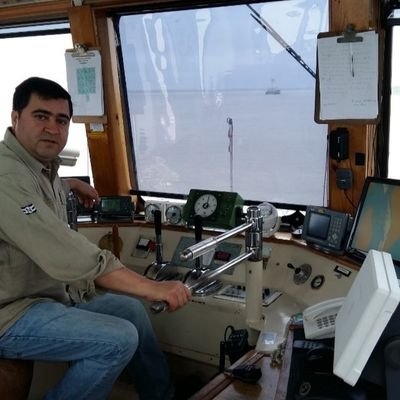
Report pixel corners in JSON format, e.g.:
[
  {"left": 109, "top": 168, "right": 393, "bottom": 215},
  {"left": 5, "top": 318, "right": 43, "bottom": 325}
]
[{"left": 247, "top": 4, "right": 316, "bottom": 79}]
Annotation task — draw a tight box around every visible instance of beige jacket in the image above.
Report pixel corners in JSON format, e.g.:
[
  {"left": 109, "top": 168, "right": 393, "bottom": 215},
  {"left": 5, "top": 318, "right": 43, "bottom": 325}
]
[{"left": 0, "top": 129, "right": 123, "bottom": 335}]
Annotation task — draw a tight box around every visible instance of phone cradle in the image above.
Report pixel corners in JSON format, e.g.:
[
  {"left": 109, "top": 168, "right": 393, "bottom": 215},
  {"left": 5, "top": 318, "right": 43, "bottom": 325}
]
[{"left": 225, "top": 364, "right": 262, "bottom": 384}]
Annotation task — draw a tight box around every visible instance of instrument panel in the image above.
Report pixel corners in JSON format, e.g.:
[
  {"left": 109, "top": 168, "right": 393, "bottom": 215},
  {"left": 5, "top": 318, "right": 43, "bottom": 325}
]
[{"left": 183, "top": 189, "right": 244, "bottom": 229}]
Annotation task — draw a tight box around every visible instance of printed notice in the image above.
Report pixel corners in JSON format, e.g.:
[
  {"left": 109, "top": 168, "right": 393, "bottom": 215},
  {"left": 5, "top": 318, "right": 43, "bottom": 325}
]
[
  {"left": 317, "top": 30, "right": 379, "bottom": 121},
  {"left": 65, "top": 49, "right": 104, "bottom": 116}
]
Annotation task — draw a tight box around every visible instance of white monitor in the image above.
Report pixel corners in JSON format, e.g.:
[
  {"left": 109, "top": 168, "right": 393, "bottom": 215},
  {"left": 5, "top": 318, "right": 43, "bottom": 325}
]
[{"left": 334, "top": 249, "right": 400, "bottom": 386}]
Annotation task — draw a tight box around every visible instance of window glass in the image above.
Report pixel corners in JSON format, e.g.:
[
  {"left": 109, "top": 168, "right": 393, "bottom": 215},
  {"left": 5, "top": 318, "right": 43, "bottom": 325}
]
[
  {"left": 388, "top": 27, "right": 400, "bottom": 179},
  {"left": 118, "top": 0, "right": 329, "bottom": 205},
  {"left": 0, "top": 29, "right": 92, "bottom": 180}
]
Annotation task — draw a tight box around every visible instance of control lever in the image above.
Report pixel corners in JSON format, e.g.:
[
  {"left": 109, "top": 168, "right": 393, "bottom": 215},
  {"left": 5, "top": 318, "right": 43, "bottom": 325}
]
[
  {"left": 150, "top": 251, "right": 253, "bottom": 313},
  {"left": 183, "top": 215, "right": 222, "bottom": 295},
  {"left": 185, "top": 216, "right": 207, "bottom": 281},
  {"left": 154, "top": 209, "right": 163, "bottom": 265},
  {"left": 144, "top": 210, "right": 179, "bottom": 281},
  {"left": 194, "top": 215, "right": 203, "bottom": 271},
  {"left": 287, "top": 262, "right": 312, "bottom": 285}
]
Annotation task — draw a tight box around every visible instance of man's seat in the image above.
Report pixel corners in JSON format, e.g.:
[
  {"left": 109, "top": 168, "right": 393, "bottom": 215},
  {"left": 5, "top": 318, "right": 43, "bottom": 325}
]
[{"left": 0, "top": 359, "right": 33, "bottom": 400}]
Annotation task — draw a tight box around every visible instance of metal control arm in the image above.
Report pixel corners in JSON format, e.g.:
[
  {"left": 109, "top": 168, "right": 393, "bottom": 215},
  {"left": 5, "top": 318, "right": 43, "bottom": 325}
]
[
  {"left": 180, "top": 221, "right": 253, "bottom": 262},
  {"left": 150, "top": 251, "right": 254, "bottom": 313},
  {"left": 150, "top": 206, "right": 264, "bottom": 313}
]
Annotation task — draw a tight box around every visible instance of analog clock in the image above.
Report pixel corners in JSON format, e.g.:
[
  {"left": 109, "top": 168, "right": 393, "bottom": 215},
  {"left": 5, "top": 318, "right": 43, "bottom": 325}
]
[
  {"left": 183, "top": 189, "right": 244, "bottom": 229},
  {"left": 193, "top": 194, "right": 218, "bottom": 218}
]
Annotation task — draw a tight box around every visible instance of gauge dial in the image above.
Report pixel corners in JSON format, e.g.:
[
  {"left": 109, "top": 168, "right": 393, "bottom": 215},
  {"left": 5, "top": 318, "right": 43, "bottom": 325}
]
[
  {"left": 144, "top": 203, "right": 161, "bottom": 223},
  {"left": 183, "top": 189, "right": 244, "bottom": 229},
  {"left": 194, "top": 194, "right": 218, "bottom": 218},
  {"left": 165, "top": 205, "right": 183, "bottom": 225}
]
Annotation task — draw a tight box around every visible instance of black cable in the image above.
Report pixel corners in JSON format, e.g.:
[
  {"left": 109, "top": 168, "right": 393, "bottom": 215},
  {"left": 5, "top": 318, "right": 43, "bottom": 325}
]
[
  {"left": 219, "top": 341, "right": 226, "bottom": 373},
  {"left": 224, "top": 325, "right": 235, "bottom": 342}
]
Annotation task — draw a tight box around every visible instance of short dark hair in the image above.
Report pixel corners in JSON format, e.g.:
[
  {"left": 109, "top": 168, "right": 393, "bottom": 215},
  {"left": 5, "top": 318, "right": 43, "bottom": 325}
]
[{"left": 13, "top": 77, "right": 73, "bottom": 117}]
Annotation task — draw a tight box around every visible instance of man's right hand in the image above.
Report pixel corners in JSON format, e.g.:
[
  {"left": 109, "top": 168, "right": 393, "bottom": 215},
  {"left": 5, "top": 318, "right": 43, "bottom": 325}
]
[
  {"left": 95, "top": 267, "right": 191, "bottom": 312},
  {"left": 146, "top": 280, "right": 191, "bottom": 312}
]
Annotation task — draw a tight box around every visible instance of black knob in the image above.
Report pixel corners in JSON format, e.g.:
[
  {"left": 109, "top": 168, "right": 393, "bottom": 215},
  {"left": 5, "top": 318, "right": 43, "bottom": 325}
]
[
  {"left": 194, "top": 215, "right": 203, "bottom": 242},
  {"left": 154, "top": 209, "right": 162, "bottom": 235}
]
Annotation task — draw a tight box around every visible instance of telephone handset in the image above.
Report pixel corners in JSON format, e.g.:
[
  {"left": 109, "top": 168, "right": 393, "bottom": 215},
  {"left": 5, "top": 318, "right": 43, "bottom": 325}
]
[{"left": 303, "top": 297, "right": 344, "bottom": 339}]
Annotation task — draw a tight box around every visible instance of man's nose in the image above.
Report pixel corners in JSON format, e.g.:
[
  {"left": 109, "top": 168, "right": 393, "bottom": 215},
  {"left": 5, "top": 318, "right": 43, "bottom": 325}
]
[{"left": 44, "top": 118, "right": 60, "bottom": 134}]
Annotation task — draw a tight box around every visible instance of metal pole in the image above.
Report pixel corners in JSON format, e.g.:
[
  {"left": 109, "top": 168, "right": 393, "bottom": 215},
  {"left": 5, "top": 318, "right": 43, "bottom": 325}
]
[
  {"left": 227, "top": 117, "right": 234, "bottom": 191},
  {"left": 180, "top": 221, "right": 253, "bottom": 261}
]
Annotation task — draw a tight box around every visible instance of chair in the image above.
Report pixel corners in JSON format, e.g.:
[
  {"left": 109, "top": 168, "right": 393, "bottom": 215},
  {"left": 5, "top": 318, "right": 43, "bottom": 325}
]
[{"left": 0, "top": 359, "right": 33, "bottom": 400}]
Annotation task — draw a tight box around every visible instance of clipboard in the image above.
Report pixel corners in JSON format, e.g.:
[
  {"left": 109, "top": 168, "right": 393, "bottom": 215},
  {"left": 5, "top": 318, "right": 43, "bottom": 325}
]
[
  {"left": 65, "top": 43, "right": 105, "bottom": 119},
  {"left": 314, "top": 25, "right": 382, "bottom": 124}
]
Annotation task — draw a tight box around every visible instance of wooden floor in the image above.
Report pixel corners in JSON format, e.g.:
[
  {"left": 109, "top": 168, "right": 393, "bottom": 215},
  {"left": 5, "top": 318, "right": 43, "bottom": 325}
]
[
  {"left": 28, "top": 362, "right": 140, "bottom": 400},
  {"left": 109, "top": 379, "right": 138, "bottom": 400},
  {"left": 189, "top": 331, "right": 294, "bottom": 400},
  {"left": 27, "top": 354, "right": 212, "bottom": 400}
]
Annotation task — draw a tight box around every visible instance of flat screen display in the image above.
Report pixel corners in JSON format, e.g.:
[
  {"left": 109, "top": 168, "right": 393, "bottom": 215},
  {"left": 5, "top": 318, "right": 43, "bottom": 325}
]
[
  {"left": 307, "top": 211, "right": 331, "bottom": 240},
  {"left": 347, "top": 177, "right": 400, "bottom": 267},
  {"left": 101, "top": 198, "right": 122, "bottom": 212}
]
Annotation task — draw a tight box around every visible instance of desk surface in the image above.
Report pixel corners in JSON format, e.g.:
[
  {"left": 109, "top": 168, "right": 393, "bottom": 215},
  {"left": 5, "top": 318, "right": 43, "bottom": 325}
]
[{"left": 190, "top": 330, "right": 294, "bottom": 400}]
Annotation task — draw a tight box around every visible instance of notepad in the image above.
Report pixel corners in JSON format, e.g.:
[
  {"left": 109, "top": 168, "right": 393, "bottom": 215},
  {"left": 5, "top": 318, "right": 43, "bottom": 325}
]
[{"left": 315, "top": 30, "right": 380, "bottom": 122}]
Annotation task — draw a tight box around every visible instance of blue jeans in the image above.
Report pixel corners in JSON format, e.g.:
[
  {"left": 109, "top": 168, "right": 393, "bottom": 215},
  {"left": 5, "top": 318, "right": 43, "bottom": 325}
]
[{"left": 0, "top": 293, "right": 173, "bottom": 400}]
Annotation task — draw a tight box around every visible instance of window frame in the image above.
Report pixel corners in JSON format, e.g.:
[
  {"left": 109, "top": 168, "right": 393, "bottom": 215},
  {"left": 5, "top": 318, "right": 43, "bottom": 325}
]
[
  {"left": 380, "top": 5, "right": 400, "bottom": 179},
  {"left": 0, "top": 19, "right": 92, "bottom": 181},
  {"left": 112, "top": 0, "right": 329, "bottom": 211}
]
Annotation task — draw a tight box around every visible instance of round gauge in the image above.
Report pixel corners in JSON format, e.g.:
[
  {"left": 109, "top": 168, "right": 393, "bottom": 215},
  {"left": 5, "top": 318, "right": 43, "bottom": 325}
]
[
  {"left": 165, "top": 205, "right": 182, "bottom": 225},
  {"left": 98, "top": 232, "right": 123, "bottom": 253},
  {"left": 194, "top": 194, "right": 218, "bottom": 218},
  {"left": 144, "top": 203, "right": 161, "bottom": 223}
]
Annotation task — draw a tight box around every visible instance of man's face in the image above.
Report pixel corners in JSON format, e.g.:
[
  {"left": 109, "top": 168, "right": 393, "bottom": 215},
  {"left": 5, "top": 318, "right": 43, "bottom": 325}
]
[{"left": 11, "top": 93, "right": 71, "bottom": 165}]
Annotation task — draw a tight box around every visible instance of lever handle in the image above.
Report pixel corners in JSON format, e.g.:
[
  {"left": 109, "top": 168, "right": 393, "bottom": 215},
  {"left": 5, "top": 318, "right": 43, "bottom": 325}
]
[
  {"left": 194, "top": 215, "right": 203, "bottom": 242},
  {"left": 154, "top": 210, "right": 163, "bottom": 264},
  {"left": 287, "top": 263, "right": 300, "bottom": 273},
  {"left": 194, "top": 215, "right": 203, "bottom": 270},
  {"left": 150, "top": 300, "right": 169, "bottom": 314},
  {"left": 154, "top": 209, "right": 162, "bottom": 236}
]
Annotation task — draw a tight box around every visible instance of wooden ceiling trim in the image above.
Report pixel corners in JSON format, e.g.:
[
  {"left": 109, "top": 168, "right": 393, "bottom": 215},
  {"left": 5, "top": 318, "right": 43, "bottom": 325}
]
[{"left": 0, "top": 0, "right": 70, "bottom": 24}]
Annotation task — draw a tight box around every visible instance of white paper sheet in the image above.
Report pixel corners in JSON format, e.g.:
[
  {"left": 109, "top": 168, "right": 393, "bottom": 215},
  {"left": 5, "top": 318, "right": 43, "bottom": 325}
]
[
  {"left": 317, "top": 30, "right": 379, "bottom": 121},
  {"left": 65, "top": 49, "right": 104, "bottom": 116}
]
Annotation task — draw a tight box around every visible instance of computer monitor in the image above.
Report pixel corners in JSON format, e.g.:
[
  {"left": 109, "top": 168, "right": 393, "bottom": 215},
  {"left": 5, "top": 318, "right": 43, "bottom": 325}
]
[
  {"left": 334, "top": 249, "right": 400, "bottom": 399},
  {"left": 346, "top": 176, "right": 400, "bottom": 269}
]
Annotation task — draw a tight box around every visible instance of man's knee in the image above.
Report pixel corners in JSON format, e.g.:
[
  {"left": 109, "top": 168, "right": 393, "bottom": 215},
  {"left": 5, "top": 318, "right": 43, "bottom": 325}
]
[
  {"left": 107, "top": 320, "right": 139, "bottom": 366},
  {"left": 116, "top": 320, "right": 139, "bottom": 358}
]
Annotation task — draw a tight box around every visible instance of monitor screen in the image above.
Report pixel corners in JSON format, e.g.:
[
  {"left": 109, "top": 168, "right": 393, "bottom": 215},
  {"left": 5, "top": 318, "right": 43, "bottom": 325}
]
[
  {"left": 307, "top": 211, "right": 331, "bottom": 240},
  {"left": 302, "top": 206, "right": 350, "bottom": 254},
  {"left": 346, "top": 177, "right": 400, "bottom": 267}
]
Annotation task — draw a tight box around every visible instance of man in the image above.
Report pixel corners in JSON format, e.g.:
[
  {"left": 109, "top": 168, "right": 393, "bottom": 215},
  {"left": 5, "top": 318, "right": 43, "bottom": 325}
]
[{"left": 0, "top": 77, "right": 191, "bottom": 399}]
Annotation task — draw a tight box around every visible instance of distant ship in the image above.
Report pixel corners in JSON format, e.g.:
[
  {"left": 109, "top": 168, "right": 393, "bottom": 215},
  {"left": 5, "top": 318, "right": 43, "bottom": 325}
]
[{"left": 265, "top": 78, "right": 280, "bottom": 95}]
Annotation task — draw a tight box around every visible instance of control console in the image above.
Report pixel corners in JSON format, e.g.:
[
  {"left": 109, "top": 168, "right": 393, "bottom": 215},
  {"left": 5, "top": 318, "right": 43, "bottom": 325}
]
[{"left": 214, "top": 284, "right": 282, "bottom": 306}]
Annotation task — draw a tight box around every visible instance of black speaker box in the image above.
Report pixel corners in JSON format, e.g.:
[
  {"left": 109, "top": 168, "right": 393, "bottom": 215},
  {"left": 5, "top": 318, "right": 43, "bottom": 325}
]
[
  {"left": 336, "top": 168, "right": 352, "bottom": 190},
  {"left": 329, "top": 128, "right": 349, "bottom": 161}
]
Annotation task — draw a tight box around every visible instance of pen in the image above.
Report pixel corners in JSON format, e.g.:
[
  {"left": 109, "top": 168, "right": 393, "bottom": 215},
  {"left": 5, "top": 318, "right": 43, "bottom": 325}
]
[{"left": 350, "top": 43, "right": 355, "bottom": 77}]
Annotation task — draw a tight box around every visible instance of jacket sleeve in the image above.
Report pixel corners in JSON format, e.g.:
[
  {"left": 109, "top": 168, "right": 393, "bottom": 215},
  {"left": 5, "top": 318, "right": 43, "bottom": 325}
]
[{"left": 0, "top": 173, "right": 124, "bottom": 285}]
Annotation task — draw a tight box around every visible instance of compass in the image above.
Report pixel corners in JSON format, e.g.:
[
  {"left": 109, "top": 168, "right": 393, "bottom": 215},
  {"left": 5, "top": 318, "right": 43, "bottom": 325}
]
[{"left": 183, "top": 189, "right": 244, "bottom": 229}]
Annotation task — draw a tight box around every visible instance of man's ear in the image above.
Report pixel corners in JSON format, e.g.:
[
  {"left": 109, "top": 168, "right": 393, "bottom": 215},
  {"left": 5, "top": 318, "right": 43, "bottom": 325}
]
[{"left": 11, "top": 111, "right": 18, "bottom": 129}]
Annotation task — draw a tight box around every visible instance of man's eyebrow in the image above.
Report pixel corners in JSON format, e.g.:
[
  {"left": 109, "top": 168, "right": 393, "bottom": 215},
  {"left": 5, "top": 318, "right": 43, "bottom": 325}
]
[{"left": 32, "top": 108, "right": 71, "bottom": 120}]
